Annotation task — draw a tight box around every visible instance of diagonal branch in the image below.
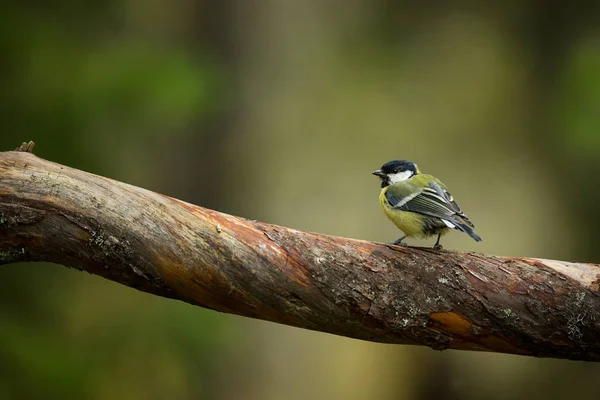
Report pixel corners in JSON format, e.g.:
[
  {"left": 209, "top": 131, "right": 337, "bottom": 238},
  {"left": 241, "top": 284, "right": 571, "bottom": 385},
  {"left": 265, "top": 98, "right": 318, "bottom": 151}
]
[{"left": 1, "top": 147, "right": 599, "bottom": 361}]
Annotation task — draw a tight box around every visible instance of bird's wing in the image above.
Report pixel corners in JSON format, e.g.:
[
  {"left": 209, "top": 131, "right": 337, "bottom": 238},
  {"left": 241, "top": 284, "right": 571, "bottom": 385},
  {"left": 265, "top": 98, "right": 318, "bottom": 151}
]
[
  {"left": 428, "top": 180, "right": 475, "bottom": 228},
  {"left": 385, "top": 179, "right": 475, "bottom": 228}
]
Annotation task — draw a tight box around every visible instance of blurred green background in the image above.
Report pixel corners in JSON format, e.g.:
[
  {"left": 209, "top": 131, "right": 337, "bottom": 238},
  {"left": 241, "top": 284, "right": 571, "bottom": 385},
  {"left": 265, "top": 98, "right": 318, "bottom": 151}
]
[{"left": 2, "top": 1, "right": 600, "bottom": 399}]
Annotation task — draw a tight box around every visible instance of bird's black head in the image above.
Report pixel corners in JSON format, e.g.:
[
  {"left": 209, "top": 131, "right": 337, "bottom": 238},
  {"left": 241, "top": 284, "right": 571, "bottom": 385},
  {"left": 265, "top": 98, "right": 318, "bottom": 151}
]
[{"left": 372, "top": 160, "right": 419, "bottom": 188}]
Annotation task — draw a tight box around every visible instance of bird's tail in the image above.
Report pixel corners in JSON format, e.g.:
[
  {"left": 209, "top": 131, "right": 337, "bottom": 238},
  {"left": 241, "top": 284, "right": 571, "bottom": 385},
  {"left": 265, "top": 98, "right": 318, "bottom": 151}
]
[{"left": 447, "top": 219, "right": 482, "bottom": 242}]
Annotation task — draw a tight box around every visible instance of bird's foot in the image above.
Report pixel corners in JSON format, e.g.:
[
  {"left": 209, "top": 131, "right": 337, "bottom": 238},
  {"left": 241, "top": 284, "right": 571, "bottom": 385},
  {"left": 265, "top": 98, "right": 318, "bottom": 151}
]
[
  {"left": 433, "top": 244, "right": 443, "bottom": 250},
  {"left": 391, "top": 239, "right": 408, "bottom": 246}
]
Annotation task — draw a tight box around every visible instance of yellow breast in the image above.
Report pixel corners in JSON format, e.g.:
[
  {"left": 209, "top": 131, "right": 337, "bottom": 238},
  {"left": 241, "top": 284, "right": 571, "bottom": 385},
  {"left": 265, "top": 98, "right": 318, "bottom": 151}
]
[{"left": 378, "top": 188, "right": 443, "bottom": 238}]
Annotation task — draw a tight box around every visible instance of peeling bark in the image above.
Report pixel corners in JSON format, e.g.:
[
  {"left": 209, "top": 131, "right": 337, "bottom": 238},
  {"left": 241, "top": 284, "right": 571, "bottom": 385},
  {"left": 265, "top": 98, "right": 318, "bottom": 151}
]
[{"left": 1, "top": 148, "right": 600, "bottom": 361}]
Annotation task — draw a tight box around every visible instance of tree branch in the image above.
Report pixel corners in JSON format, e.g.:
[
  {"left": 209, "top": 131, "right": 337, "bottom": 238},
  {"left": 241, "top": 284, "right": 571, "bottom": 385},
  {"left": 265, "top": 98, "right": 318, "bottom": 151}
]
[{"left": 1, "top": 147, "right": 599, "bottom": 361}]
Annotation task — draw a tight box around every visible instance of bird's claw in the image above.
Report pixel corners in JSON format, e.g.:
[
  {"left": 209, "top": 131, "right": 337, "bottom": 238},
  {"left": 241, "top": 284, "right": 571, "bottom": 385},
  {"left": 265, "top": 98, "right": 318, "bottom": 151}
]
[
  {"left": 391, "top": 240, "right": 408, "bottom": 247},
  {"left": 433, "top": 244, "right": 443, "bottom": 250}
]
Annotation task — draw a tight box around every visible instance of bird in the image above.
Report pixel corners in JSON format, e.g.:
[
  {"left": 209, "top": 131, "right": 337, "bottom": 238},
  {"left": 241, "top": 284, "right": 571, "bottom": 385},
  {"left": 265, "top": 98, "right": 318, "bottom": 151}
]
[{"left": 372, "top": 160, "right": 481, "bottom": 249}]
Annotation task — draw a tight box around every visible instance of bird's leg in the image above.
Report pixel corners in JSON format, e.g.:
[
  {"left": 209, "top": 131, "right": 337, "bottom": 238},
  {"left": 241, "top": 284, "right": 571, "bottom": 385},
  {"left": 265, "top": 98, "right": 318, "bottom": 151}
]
[
  {"left": 433, "top": 233, "right": 443, "bottom": 250},
  {"left": 391, "top": 235, "right": 408, "bottom": 246}
]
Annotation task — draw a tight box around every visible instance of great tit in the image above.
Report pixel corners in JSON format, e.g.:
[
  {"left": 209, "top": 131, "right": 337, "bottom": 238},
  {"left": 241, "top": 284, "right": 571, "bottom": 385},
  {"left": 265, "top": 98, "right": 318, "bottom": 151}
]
[{"left": 373, "top": 160, "right": 482, "bottom": 249}]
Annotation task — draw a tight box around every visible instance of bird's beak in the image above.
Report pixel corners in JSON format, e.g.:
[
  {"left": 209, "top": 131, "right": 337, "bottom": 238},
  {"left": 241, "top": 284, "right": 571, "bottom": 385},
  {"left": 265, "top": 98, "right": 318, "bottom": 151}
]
[{"left": 372, "top": 169, "right": 386, "bottom": 178}]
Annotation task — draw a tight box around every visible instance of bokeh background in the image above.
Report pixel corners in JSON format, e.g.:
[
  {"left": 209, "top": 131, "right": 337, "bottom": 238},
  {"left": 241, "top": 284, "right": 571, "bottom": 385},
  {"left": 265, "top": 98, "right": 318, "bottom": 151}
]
[{"left": 2, "top": 1, "right": 600, "bottom": 399}]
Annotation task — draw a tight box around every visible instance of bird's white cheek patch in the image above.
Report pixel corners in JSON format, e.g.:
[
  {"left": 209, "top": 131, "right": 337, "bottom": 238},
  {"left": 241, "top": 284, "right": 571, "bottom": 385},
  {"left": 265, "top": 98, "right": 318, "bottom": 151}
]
[
  {"left": 442, "top": 220, "right": 456, "bottom": 228},
  {"left": 387, "top": 171, "right": 414, "bottom": 183}
]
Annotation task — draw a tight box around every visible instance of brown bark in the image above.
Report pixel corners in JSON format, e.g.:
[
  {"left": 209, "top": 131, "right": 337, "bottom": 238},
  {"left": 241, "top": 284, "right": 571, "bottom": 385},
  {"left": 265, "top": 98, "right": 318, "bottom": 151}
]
[{"left": 1, "top": 146, "right": 599, "bottom": 361}]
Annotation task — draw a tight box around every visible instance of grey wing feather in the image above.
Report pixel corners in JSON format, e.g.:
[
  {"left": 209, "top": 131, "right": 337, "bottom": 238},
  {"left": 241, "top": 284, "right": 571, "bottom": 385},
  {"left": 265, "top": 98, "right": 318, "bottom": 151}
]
[
  {"left": 425, "top": 182, "right": 475, "bottom": 228},
  {"left": 385, "top": 181, "right": 481, "bottom": 241}
]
